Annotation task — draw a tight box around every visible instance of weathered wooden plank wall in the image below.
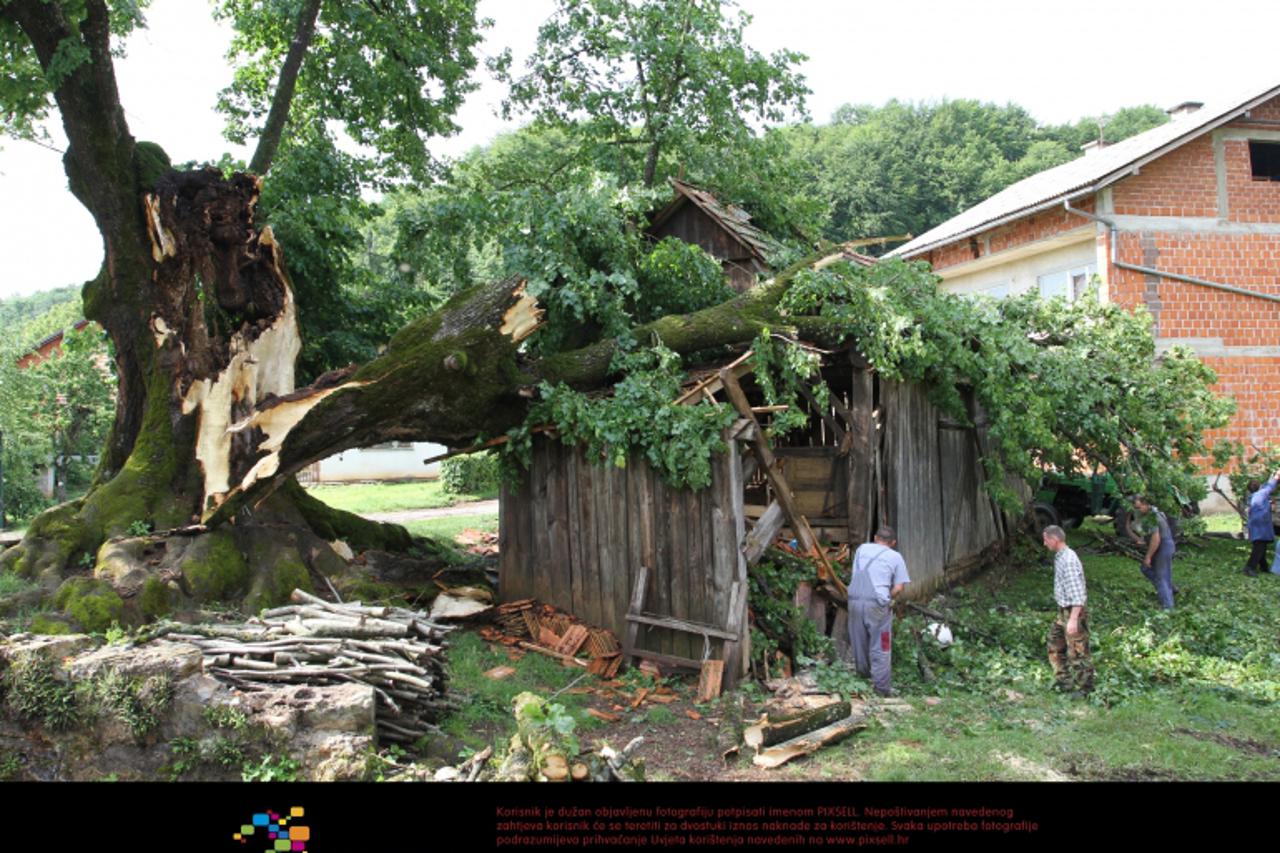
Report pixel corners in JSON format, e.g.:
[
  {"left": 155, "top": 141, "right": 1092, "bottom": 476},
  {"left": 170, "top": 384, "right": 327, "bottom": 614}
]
[
  {"left": 499, "top": 439, "right": 744, "bottom": 669},
  {"left": 871, "top": 381, "right": 1010, "bottom": 597},
  {"left": 937, "top": 421, "right": 1002, "bottom": 566},
  {"left": 845, "top": 366, "right": 876, "bottom": 549},
  {"left": 880, "top": 381, "right": 948, "bottom": 593}
]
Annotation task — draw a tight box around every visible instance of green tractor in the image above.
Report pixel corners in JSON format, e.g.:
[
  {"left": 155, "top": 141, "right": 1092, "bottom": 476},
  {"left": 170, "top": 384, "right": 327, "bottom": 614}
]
[{"left": 1034, "top": 472, "right": 1198, "bottom": 539}]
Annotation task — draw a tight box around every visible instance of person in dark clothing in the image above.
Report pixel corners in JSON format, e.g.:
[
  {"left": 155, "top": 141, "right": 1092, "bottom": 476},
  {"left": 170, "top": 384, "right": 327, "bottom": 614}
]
[
  {"left": 1243, "top": 471, "right": 1280, "bottom": 577},
  {"left": 1132, "top": 496, "right": 1175, "bottom": 610}
]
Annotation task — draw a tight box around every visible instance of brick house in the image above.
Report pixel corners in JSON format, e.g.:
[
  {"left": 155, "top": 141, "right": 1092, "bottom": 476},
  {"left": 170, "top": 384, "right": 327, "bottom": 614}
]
[
  {"left": 15, "top": 319, "right": 93, "bottom": 369},
  {"left": 891, "top": 82, "right": 1280, "bottom": 467}
]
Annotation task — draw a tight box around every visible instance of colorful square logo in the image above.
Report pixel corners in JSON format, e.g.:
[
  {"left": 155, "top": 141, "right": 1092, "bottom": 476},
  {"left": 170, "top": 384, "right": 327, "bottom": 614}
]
[{"left": 234, "top": 808, "right": 309, "bottom": 852}]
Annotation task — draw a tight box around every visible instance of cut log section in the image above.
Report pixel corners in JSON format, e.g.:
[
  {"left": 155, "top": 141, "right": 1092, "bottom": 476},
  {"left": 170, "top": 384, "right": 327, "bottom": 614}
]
[
  {"left": 743, "top": 699, "right": 852, "bottom": 752},
  {"left": 542, "top": 754, "right": 570, "bottom": 782},
  {"left": 697, "top": 660, "right": 725, "bottom": 703},
  {"left": 751, "top": 712, "right": 868, "bottom": 769}
]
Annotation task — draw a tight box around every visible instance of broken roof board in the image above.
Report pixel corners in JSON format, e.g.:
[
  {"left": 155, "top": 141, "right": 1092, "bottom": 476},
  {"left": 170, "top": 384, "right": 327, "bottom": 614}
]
[{"left": 648, "top": 178, "right": 785, "bottom": 263}]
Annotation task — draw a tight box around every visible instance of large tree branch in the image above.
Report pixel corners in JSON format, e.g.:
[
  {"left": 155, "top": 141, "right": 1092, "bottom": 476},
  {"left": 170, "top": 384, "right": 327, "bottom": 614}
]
[
  {"left": 248, "top": 0, "right": 323, "bottom": 176},
  {"left": 203, "top": 258, "right": 852, "bottom": 526},
  {"left": 3, "top": 0, "right": 135, "bottom": 224}
]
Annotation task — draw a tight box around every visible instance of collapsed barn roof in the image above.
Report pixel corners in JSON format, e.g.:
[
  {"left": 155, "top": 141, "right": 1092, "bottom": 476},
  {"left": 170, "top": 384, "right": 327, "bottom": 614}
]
[{"left": 648, "top": 178, "right": 786, "bottom": 265}]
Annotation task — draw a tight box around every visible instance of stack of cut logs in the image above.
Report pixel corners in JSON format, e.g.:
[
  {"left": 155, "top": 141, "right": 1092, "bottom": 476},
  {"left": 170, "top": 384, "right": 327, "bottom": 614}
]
[
  {"left": 156, "top": 589, "right": 456, "bottom": 745},
  {"left": 490, "top": 599, "right": 623, "bottom": 678}
]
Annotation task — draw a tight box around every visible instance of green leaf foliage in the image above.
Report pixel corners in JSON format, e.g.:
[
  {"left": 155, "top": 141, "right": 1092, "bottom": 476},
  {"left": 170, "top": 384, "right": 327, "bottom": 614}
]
[
  {"left": 0, "top": 298, "right": 115, "bottom": 522},
  {"left": 440, "top": 451, "right": 499, "bottom": 497},
  {"left": 634, "top": 237, "right": 733, "bottom": 324},
  {"left": 496, "top": 0, "right": 808, "bottom": 187},
  {"left": 776, "top": 258, "right": 1232, "bottom": 510},
  {"left": 504, "top": 344, "right": 737, "bottom": 491},
  {"left": 215, "top": 0, "right": 485, "bottom": 183},
  {"left": 0, "top": 0, "right": 149, "bottom": 142}
]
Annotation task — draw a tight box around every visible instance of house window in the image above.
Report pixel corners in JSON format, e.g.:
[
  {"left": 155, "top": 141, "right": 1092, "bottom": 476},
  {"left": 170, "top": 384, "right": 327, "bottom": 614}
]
[
  {"left": 958, "top": 282, "right": 1010, "bottom": 301},
  {"left": 1249, "top": 141, "right": 1280, "bottom": 181},
  {"left": 1038, "top": 264, "right": 1095, "bottom": 302}
]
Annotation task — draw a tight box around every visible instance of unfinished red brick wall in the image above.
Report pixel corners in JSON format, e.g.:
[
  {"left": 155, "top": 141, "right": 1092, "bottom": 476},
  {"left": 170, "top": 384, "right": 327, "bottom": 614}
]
[
  {"left": 1112, "top": 135, "right": 1218, "bottom": 217},
  {"left": 928, "top": 239, "right": 979, "bottom": 270},
  {"left": 925, "top": 199, "right": 1095, "bottom": 271},
  {"left": 1200, "top": 356, "right": 1280, "bottom": 450},
  {"left": 1109, "top": 231, "right": 1280, "bottom": 343},
  {"left": 1243, "top": 97, "right": 1280, "bottom": 122},
  {"left": 1222, "top": 134, "right": 1280, "bottom": 223},
  {"left": 1105, "top": 228, "right": 1280, "bottom": 456}
]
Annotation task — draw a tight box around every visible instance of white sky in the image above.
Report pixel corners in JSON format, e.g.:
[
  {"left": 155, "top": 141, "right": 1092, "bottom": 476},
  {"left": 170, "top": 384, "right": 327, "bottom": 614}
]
[{"left": 1, "top": 0, "right": 1278, "bottom": 301}]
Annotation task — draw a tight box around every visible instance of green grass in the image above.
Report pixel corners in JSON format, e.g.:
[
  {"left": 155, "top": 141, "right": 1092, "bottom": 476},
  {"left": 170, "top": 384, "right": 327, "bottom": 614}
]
[
  {"left": 304, "top": 480, "right": 496, "bottom": 515},
  {"left": 402, "top": 514, "right": 498, "bottom": 542},
  {"left": 0, "top": 572, "right": 37, "bottom": 598},
  {"left": 437, "top": 632, "right": 604, "bottom": 754},
  {"left": 755, "top": 530, "right": 1280, "bottom": 781},
  {"left": 1201, "top": 511, "right": 1244, "bottom": 535}
]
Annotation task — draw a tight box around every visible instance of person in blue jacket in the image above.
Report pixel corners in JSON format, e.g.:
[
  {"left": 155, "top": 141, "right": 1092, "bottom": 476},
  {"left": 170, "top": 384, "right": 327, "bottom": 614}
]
[{"left": 1243, "top": 471, "right": 1280, "bottom": 576}]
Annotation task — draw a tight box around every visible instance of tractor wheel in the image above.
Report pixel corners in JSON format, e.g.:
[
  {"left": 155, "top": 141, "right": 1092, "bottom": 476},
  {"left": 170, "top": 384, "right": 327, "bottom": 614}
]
[{"left": 1032, "top": 502, "right": 1060, "bottom": 534}]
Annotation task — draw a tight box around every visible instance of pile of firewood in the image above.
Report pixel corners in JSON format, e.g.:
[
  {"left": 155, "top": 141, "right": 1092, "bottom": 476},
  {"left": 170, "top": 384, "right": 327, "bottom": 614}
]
[{"left": 152, "top": 589, "right": 456, "bottom": 745}]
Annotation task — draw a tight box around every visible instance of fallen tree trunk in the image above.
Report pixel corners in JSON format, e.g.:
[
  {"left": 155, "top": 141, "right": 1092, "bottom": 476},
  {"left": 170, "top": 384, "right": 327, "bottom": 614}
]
[
  {"left": 752, "top": 712, "right": 868, "bottom": 769},
  {"left": 206, "top": 258, "right": 853, "bottom": 525},
  {"left": 743, "top": 699, "right": 852, "bottom": 751}
]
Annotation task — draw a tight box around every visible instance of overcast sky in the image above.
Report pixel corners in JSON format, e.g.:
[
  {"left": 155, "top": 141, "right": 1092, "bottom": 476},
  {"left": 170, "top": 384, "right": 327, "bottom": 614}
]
[{"left": 2, "top": 0, "right": 1278, "bottom": 302}]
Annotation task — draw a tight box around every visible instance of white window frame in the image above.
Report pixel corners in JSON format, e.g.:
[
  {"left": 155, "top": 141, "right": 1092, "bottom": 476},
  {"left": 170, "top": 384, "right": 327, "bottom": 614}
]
[{"left": 1037, "top": 263, "right": 1095, "bottom": 302}]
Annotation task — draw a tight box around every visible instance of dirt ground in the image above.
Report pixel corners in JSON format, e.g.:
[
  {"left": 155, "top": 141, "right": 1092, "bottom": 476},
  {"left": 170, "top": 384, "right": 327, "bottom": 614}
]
[{"left": 560, "top": 675, "right": 876, "bottom": 782}]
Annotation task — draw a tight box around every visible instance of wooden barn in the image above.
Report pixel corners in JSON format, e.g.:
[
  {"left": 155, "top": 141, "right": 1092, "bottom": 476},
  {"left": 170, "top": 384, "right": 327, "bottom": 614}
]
[
  {"left": 499, "top": 330, "right": 1015, "bottom": 688},
  {"left": 646, "top": 178, "right": 782, "bottom": 292}
]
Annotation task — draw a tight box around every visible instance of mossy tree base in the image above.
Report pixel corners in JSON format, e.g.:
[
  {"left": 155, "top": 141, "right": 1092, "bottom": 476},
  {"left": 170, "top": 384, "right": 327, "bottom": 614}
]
[{"left": 0, "top": 484, "right": 441, "bottom": 632}]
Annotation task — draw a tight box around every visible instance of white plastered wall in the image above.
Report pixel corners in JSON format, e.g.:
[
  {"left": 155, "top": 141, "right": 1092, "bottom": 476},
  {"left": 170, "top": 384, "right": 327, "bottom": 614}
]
[{"left": 936, "top": 230, "right": 1098, "bottom": 298}]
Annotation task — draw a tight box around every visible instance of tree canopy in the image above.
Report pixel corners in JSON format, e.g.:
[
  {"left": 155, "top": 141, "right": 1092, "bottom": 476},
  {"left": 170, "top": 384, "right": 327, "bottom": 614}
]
[{"left": 495, "top": 0, "right": 808, "bottom": 187}]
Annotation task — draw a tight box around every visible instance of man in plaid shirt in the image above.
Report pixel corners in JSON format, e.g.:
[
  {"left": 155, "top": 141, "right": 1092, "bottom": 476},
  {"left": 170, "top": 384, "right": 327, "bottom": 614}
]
[{"left": 1042, "top": 525, "right": 1093, "bottom": 695}]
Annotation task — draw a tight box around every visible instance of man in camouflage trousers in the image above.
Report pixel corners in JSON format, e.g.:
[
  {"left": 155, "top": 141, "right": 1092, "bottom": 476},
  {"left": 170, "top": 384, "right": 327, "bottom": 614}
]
[{"left": 1042, "top": 525, "right": 1093, "bottom": 696}]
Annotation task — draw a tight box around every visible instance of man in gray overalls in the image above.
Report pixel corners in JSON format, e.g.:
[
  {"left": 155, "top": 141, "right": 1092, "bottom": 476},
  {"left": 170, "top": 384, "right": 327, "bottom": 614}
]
[
  {"left": 847, "top": 525, "right": 911, "bottom": 697},
  {"left": 1132, "top": 496, "right": 1175, "bottom": 610}
]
